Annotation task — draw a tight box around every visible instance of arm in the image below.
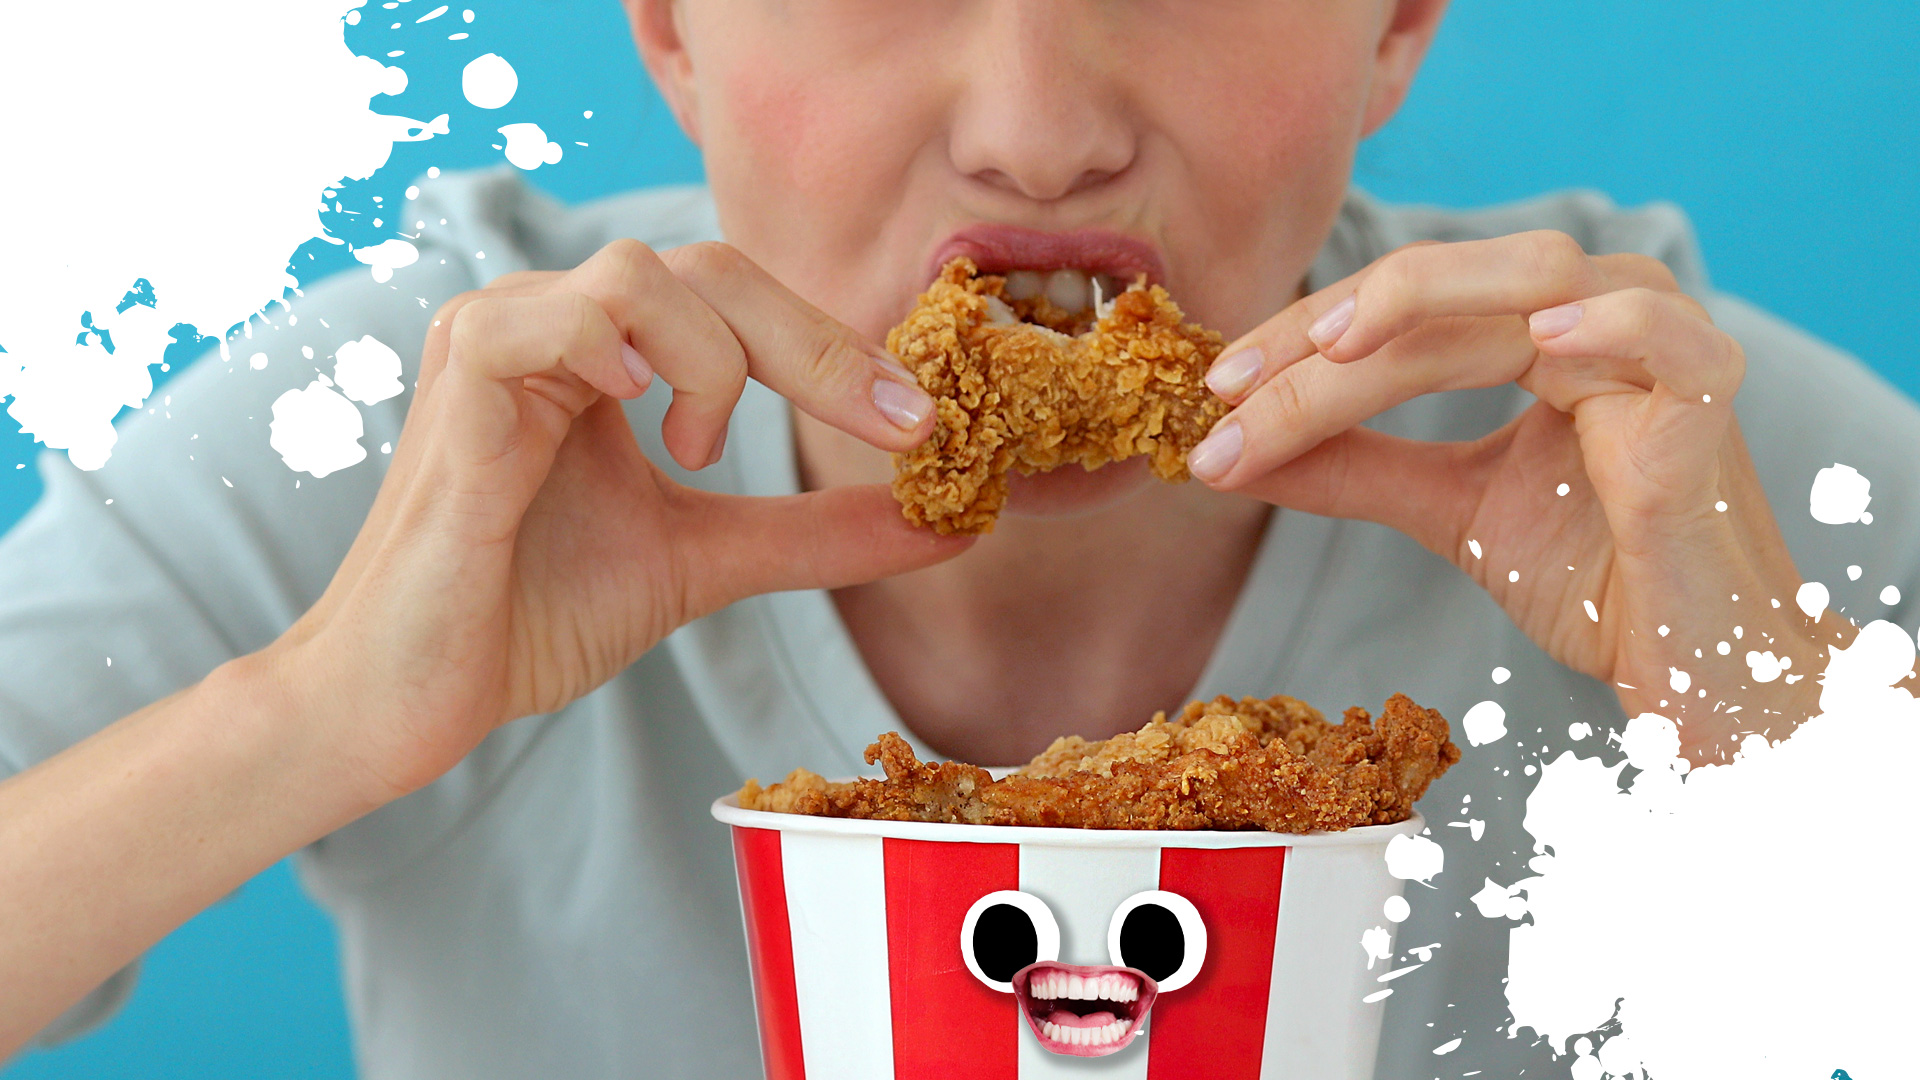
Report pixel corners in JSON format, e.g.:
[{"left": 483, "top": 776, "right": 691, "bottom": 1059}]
[
  {"left": 0, "top": 239, "right": 967, "bottom": 1059},
  {"left": 0, "top": 654, "right": 375, "bottom": 1049}
]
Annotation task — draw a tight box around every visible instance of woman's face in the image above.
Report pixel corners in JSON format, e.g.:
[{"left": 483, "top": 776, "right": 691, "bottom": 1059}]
[{"left": 632, "top": 0, "right": 1443, "bottom": 343}]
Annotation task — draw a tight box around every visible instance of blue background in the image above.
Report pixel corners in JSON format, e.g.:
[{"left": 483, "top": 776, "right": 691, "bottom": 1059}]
[{"left": 3, "top": 0, "right": 1915, "bottom": 1075}]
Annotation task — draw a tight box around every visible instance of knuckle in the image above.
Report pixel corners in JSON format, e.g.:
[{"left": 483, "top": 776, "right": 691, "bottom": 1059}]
[
  {"left": 445, "top": 295, "right": 501, "bottom": 361},
  {"left": 590, "top": 238, "right": 666, "bottom": 290},
  {"left": 796, "top": 328, "right": 861, "bottom": 392},
  {"left": 1616, "top": 252, "right": 1680, "bottom": 291},
  {"left": 664, "top": 240, "right": 745, "bottom": 282},
  {"left": 1718, "top": 333, "right": 1747, "bottom": 386},
  {"left": 1522, "top": 230, "right": 1590, "bottom": 283}
]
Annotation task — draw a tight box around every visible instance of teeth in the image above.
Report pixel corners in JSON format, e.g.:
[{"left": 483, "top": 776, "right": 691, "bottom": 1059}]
[
  {"left": 982, "top": 294, "right": 1018, "bottom": 325},
  {"left": 1004, "top": 270, "right": 1043, "bottom": 301},
  {"left": 1038, "top": 1019, "right": 1132, "bottom": 1047},
  {"left": 1044, "top": 269, "right": 1091, "bottom": 313},
  {"left": 1029, "top": 969, "right": 1140, "bottom": 1003}
]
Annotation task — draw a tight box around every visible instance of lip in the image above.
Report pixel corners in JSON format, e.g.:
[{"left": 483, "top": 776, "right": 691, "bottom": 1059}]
[
  {"left": 1010, "top": 961, "right": 1159, "bottom": 1058},
  {"left": 927, "top": 225, "right": 1166, "bottom": 290}
]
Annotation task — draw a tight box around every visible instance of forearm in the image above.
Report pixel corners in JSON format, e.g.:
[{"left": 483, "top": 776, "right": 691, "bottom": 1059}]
[{"left": 0, "top": 651, "right": 382, "bottom": 1055}]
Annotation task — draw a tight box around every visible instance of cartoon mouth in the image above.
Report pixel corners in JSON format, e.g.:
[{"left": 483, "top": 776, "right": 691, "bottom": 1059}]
[{"left": 1011, "top": 961, "right": 1159, "bottom": 1057}]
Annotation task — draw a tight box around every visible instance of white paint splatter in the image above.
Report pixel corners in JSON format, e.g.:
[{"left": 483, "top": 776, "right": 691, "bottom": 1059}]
[
  {"left": 1491, "top": 666, "right": 1511, "bottom": 685},
  {"left": 1882, "top": 585, "right": 1901, "bottom": 606},
  {"left": 1582, "top": 599, "right": 1599, "bottom": 623},
  {"left": 1808, "top": 463, "right": 1872, "bottom": 524},
  {"left": 1384, "top": 833, "right": 1444, "bottom": 884},
  {"left": 248, "top": 352, "right": 270, "bottom": 371},
  {"left": 1470, "top": 877, "right": 1529, "bottom": 920},
  {"left": 1360, "top": 925, "right": 1393, "bottom": 970},
  {"left": 1468, "top": 538, "right": 1482, "bottom": 559},
  {"left": 269, "top": 379, "right": 366, "bottom": 478},
  {"left": 1745, "top": 650, "right": 1785, "bottom": 683},
  {"left": 0, "top": 1, "right": 446, "bottom": 470},
  {"left": 353, "top": 239, "right": 421, "bottom": 284},
  {"left": 1848, "top": 564, "right": 1863, "bottom": 581},
  {"left": 332, "top": 334, "right": 404, "bottom": 404},
  {"left": 1461, "top": 700, "right": 1507, "bottom": 747},
  {"left": 1796, "top": 580, "right": 1829, "bottom": 619},
  {"left": 497, "top": 122, "right": 563, "bottom": 170},
  {"left": 1667, "top": 667, "right": 1690, "bottom": 694},
  {"left": 1568, "top": 721, "right": 1591, "bottom": 741},
  {"left": 1433, "top": 1037, "right": 1462, "bottom": 1056},
  {"left": 462, "top": 52, "right": 518, "bottom": 109},
  {"left": 1504, "top": 621, "right": 1920, "bottom": 1078},
  {"left": 1383, "top": 895, "right": 1410, "bottom": 923}
]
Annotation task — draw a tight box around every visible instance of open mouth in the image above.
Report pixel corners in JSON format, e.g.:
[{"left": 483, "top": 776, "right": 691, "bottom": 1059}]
[{"left": 1011, "top": 961, "right": 1158, "bottom": 1057}]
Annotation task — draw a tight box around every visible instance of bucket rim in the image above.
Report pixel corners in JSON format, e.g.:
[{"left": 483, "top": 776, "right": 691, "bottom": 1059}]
[{"left": 711, "top": 791, "right": 1424, "bottom": 848}]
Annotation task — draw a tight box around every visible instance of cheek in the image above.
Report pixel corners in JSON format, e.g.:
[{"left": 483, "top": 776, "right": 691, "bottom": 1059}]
[{"left": 1138, "top": 19, "right": 1382, "bottom": 333}]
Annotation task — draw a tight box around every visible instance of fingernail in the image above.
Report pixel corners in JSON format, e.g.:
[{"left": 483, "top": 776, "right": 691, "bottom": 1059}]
[
  {"left": 706, "top": 428, "right": 728, "bottom": 467},
  {"left": 1206, "top": 348, "right": 1265, "bottom": 399},
  {"left": 1187, "top": 420, "right": 1243, "bottom": 483},
  {"left": 1530, "top": 303, "right": 1585, "bottom": 338},
  {"left": 1308, "top": 295, "right": 1356, "bottom": 351},
  {"left": 621, "top": 343, "right": 653, "bottom": 391},
  {"left": 872, "top": 374, "right": 933, "bottom": 430}
]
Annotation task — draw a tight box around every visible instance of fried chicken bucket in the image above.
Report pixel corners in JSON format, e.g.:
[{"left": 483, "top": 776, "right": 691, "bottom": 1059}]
[{"left": 710, "top": 797, "right": 1422, "bottom": 1079}]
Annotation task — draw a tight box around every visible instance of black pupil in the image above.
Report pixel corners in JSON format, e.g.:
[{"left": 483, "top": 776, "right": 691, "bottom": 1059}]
[
  {"left": 1118, "top": 904, "right": 1185, "bottom": 983},
  {"left": 973, "top": 904, "right": 1040, "bottom": 983}
]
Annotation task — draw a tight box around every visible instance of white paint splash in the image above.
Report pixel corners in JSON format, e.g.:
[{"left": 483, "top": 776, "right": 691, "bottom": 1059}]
[
  {"left": 332, "top": 334, "right": 404, "bottom": 404},
  {"left": 352, "top": 239, "right": 422, "bottom": 285},
  {"left": 1744, "top": 650, "right": 1787, "bottom": 683},
  {"left": 1461, "top": 700, "right": 1507, "bottom": 747},
  {"left": 462, "top": 52, "right": 518, "bottom": 109},
  {"left": 498, "top": 122, "right": 563, "bottom": 170},
  {"left": 1796, "top": 580, "right": 1830, "bottom": 619},
  {"left": 0, "top": 0, "right": 447, "bottom": 471},
  {"left": 1360, "top": 926, "right": 1393, "bottom": 969},
  {"left": 1384, "top": 833, "right": 1444, "bottom": 885},
  {"left": 270, "top": 379, "right": 367, "bottom": 478},
  {"left": 1808, "top": 463, "right": 1872, "bottom": 524},
  {"left": 1500, "top": 620, "right": 1920, "bottom": 1077},
  {"left": 1382, "top": 895, "right": 1410, "bottom": 923}
]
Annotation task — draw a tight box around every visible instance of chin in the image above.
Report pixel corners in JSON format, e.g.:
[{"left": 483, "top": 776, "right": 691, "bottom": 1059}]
[{"left": 1002, "top": 458, "right": 1156, "bottom": 521}]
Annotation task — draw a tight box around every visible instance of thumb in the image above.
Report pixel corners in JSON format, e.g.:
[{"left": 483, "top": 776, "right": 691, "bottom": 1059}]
[
  {"left": 1235, "top": 427, "right": 1480, "bottom": 557},
  {"left": 676, "top": 484, "right": 973, "bottom": 614}
]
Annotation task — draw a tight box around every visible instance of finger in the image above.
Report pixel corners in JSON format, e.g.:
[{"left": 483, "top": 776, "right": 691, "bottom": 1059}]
[
  {"left": 1308, "top": 231, "right": 1624, "bottom": 365},
  {"left": 561, "top": 239, "right": 750, "bottom": 469},
  {"left": 438, "top": 292, "right": 645, "bottom": 474},
  {"left": 661, "top": 242, "right": 936, "bottom": 454},
  {"left": 1204, "top": 241, "right": 1441, "bottom": 404},
  {"left": 674, "top": 484, "right": 973, "bottom": 615},
  {"left": 1528, "top": 287, "right": 1736, "bottom": 405},
  {"left": 1190, "top": 312, "right": 1538, "bottom": 488},
  {"left": 1231, "top": 426, "right": 1483, "bottom": 556},
  {"left": 1530, "top": 287, "right": 1743, "bottom": 510},
  {"left": 1205, "top": 243, "right": 1680, "bottom": 406}
]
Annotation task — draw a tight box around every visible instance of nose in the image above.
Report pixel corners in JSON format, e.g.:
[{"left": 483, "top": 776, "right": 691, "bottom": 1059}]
[{"left": 947, "top": 0, "right": 1137, "bottom": 203}]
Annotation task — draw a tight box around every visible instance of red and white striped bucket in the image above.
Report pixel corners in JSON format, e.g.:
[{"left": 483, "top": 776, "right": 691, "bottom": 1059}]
[{"left": 712, "top": 793, "right": 1419, "bottom": 1079}]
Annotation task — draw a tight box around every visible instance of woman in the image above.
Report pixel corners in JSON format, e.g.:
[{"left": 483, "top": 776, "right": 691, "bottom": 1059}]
[{"left": 4, "top": 0, "right": 1916, "bottom": 1075}]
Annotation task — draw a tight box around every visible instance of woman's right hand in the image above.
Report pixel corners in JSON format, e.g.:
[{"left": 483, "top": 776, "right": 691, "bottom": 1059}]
[{"left": 267, "top": 239, "right": 967, "bottom": 801}]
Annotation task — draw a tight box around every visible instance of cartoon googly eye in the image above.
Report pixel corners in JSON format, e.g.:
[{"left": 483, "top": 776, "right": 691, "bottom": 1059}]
[
  {"left": 961, "top": 890, "right": 1062, "bottom": 992},
  {"left": 1107, "top": 890, "right": 1207, "bottom": 992}
]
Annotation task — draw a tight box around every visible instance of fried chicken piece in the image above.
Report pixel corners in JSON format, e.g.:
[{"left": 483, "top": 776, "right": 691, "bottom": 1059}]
[
  {"left": 886, "top": 258, "right": 1229, "bottom": 535},
  {"left": 736, "top": 693, "right": 1461, "bottom": 833}
]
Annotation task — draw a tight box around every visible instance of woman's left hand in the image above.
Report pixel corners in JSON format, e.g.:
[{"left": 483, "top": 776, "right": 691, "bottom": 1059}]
[{"left": 1188, "top": 231, "right": 1850, "bottom": 761}]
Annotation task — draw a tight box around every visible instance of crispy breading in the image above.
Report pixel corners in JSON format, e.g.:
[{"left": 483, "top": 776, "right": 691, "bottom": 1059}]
[
  {"left": 887, "top": 258, "right": 1229, "bottom": 535},
  {"left": 737, "top": 693, "right": 1461, "bottom": 833}
]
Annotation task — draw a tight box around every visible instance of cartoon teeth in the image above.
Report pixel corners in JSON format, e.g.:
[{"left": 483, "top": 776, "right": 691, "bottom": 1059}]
[
  {"left": 1026, "top": 970, "right": 1139, "bottom": 1003},
  {"left": 1038, "top": 1017, "right": 1133, "bottom": 1047}
]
